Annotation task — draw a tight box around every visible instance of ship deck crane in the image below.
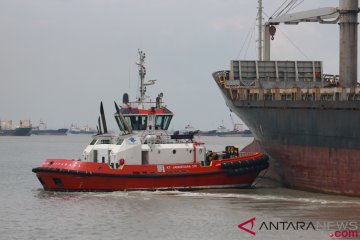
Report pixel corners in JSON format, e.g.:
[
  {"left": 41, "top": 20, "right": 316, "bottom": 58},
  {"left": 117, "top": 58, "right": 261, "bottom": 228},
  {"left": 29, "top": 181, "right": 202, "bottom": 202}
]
[
  {"left": 263, "top": 7, "right": 339, "bottom": 60},
  {"left": 262, "top": 0, "right": 359, "bottom": 87}
]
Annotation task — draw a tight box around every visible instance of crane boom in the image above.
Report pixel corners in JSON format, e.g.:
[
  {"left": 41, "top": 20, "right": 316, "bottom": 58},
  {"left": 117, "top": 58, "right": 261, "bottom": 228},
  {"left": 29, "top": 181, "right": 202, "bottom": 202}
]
[
  {"left": 264, "top": 7, "right": 341, "bottom": 60},
  {"left": 268, "top": 7, "right": 339, "bottom": 25},
  {"left": 263, "top": 0, "right": 359, "bottom": 87}
]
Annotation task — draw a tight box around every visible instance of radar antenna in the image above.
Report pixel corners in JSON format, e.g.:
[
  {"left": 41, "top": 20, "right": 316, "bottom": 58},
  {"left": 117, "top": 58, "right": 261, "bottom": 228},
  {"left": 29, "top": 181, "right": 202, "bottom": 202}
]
[{"left": 136, "top": 49, "right": 156, "bottom": 104}]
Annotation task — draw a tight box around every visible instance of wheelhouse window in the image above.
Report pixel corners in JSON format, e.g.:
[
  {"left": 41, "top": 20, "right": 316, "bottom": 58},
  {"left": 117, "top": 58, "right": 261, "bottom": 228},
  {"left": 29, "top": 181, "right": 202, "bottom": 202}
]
[
  {"left": 116, "top": 138, "right": 124, "bottom": 145},
  {"left": 155, "top": 115, "right": 172, "bottom": 130},
  {"left": 100, "top": 139, "right": 111, "bottom": 144},
  {"left": 124, "top": 115, "right": 147, "bottom": 131},
  {"left": 115, "top": 115, "right": 127, "bottom": 132},
  {"left": 89, "top": 138, "right": 112, "bottom": 145}
]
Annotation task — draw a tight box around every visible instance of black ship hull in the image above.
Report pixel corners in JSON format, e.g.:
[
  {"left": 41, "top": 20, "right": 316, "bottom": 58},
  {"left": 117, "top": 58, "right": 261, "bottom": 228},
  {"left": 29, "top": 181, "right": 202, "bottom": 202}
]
[
  {"left": 221, "top": 94, "right": 360, "bottom": 196},
  {"left": 31, "top": 128, "right": 68, "bottom": 136}
]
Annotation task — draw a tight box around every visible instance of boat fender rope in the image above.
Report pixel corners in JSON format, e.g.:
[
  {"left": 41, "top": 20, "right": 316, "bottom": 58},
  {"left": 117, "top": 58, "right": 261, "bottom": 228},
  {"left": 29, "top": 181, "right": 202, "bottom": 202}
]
[{"left": 222, "top": 157, "right": 269, "bottom": 175}]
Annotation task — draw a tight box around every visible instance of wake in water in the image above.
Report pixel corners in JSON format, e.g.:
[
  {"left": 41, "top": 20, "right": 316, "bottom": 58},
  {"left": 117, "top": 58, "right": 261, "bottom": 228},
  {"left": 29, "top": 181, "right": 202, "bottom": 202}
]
[
  {"left": 70, "top": 188, "right": 360, "bottom": 206},
  {"left": 33, "top": 185, "right": 360, "bottom": 206}
]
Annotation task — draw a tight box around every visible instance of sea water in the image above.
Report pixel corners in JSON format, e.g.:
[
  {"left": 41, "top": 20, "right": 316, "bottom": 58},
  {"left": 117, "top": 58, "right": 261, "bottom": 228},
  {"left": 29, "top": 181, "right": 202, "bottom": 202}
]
[{"left": 0, "top": 135, "right": 359, "bottom": 240}]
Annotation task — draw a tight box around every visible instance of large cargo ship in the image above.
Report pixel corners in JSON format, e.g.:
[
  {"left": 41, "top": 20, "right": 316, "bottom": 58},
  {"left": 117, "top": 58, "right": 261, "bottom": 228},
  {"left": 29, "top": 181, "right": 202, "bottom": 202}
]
[
  {"left": 213, "top": 0, "right": 360, "bottom": 196},
  {"left": 32, "top": 121, "right": 68, "bottom": 136},
  {"left": 0, "top": 120, "right": 32, "bottom": 136}
]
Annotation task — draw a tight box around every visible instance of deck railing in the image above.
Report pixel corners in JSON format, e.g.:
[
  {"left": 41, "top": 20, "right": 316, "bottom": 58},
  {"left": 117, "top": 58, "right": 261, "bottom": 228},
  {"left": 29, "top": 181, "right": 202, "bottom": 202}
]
[{"left": 213, "top": 71, "right": 360, "bottom": 102}]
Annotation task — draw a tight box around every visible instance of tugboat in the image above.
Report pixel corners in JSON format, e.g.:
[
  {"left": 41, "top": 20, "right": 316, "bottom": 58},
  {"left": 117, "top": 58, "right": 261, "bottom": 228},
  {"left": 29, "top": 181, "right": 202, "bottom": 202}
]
[{"left": 32, "top": 50, "right": 268, "bottom": 191}]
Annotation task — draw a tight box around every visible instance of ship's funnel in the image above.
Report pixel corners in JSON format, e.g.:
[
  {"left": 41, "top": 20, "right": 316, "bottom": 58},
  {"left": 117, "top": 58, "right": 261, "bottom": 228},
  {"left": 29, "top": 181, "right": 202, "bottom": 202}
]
[
  {"left": 123, "top": 93, "right": 129, "bottom": 104},
  {"left": 100, "top": 101, "right": 108, "bottom": 134},
  {"left": 339, "top": 0, "right": 359, "bottom": 87}
]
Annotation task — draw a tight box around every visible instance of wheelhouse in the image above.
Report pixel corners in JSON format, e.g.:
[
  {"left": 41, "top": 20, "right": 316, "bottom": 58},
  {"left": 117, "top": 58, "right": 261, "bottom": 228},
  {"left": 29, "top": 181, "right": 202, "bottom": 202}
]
[
  {"left": 115, "top": 112, "right": 173, "bottom": 131},
  {"left": 115, "top": 99, "right": 174, "bottom": 132}
]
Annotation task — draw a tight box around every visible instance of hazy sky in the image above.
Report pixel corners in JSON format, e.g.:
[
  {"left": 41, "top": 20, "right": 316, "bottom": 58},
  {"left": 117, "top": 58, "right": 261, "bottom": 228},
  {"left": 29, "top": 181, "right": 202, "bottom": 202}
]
[{"left": 0, "top": 0, "right": 346, "bottom": 131}]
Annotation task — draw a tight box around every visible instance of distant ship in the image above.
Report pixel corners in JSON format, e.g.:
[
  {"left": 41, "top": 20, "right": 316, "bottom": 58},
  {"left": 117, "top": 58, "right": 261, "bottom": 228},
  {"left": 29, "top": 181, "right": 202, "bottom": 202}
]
[
  {"left": 213, "top": 1, "right": 360, "bottom": 196},
  {"left": 69, "top": 124, "right": 97, "bottom": 135},
  {"left": 31, "top": 121, "right": 68, "bottom": 136},
  {"left": 181, "top": 124, "right": 197, "bottom": 134},
  {"left": 0, "top": 120, "right": 32, "bottom": 136},
  {"left": 199, "top": 123, "right": 253, "bottom": 137},
  {"left": 217, "top": 124, "right": 253, "bottom": 137}
]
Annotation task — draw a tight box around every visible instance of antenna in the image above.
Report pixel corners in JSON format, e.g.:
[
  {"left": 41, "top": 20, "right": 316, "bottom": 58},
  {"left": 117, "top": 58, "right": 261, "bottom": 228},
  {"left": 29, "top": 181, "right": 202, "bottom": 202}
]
[
  {"left": 136, "top": 49, "right": 156, "bottom": 104},
  {"left": 257, "top": 0, "right": 263, "bottom": 61},
  {"left": 137, "top": 49, "right": 146, "bottom": 103}
]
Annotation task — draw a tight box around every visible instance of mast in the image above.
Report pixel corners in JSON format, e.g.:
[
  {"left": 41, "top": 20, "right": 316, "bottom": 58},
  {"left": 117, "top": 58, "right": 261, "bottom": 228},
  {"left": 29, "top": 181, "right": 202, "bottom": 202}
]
[
  {"left": 257, "top": 0, "right": 263, "bottom": 61},
  {"left": 137, "top": 49, "right": 146, "bottom": 103},
  {"left": 136, "top": 49, "right": 156, "bottom": 105}
]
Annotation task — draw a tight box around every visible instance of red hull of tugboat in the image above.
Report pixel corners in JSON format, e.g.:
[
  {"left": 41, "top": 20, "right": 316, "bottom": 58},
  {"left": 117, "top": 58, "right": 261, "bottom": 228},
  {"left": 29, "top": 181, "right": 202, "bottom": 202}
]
[{"left": 32, "top": 154, "right": 268, "bottom": 191}]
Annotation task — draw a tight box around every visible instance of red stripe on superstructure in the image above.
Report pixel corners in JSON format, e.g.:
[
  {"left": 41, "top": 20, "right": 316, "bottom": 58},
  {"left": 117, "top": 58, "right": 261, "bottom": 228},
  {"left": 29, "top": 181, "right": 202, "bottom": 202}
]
[{"left": 120, "top": 107, "right": 173, "bottom": 115}]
